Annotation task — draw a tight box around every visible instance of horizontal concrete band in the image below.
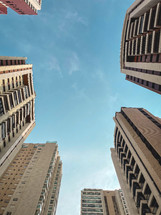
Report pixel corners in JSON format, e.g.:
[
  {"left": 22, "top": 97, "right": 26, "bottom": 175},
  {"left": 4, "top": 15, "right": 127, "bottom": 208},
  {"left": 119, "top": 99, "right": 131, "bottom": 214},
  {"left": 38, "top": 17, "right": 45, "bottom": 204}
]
[
  {"left": 122, "top": 69, "right": 161, "bottom": 85},
  {"left": 0, "top": 56, "right": 27, "bottom": 60}
]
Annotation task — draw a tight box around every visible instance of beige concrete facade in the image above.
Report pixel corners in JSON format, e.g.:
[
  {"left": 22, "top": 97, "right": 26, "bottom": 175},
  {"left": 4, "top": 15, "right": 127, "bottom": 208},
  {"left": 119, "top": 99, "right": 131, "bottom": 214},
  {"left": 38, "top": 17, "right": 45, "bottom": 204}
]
[
  {"left": 0, "top": 142, "right": 62, "bottom": 215},
  {"left": 111, "top": 107, "right": 161, "bottom": 215},
  {"left": 120, "top": 0, "right": 161, "bottom": 94},
  {"left": 80, "top": 188, "right": 129, "bottom": 215},
  {"left": 0, "top": 56, "right": 36, "bottom": 177}
]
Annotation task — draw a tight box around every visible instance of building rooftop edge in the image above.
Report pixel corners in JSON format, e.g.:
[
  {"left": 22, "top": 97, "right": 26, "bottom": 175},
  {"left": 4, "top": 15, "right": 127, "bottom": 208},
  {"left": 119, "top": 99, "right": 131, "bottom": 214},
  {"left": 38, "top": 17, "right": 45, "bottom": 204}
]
[{"left": 0, "top": 56, "right": 27, "bottom": 60}]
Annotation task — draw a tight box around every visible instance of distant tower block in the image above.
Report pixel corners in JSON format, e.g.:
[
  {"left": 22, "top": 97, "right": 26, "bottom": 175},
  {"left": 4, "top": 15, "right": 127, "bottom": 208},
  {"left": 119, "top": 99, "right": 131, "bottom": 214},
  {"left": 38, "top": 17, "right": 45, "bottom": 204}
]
[
  {"left": 0, "top": 56, "right": 36, "bottom": 177},
  {"left": 0, "top": 0, "right": 42, "bottom": 15},
  {"left": 111, "top": 107, "right": 161, "bottom": 215},
  {"left": 120, "top": 0, "right": 161, "bottom": 94},
  {"left": 81, "top": 188, "right": 130, "bottom": 215}
]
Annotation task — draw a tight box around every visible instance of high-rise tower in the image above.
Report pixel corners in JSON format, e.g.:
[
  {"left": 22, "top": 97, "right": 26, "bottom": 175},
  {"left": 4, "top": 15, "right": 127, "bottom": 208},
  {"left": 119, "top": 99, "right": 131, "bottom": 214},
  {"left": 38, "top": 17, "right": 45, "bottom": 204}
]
[
  {"left": 121, "top": 0, "right": 161, "bottom": 94},
  {"left": 111, "top": 107, "right": 161, "bottom": 215},
  {"left": 0, "top": 0, "right": 41, "bottom": 15},
  {"left": 0, "top": 56, "right": 36, "bottom": 177},
  {"left": 0, "top": 142, "right": 62, "bottom": 215},
  {"left": 80, "top": 188, "right": 129, "bottom": 215}
]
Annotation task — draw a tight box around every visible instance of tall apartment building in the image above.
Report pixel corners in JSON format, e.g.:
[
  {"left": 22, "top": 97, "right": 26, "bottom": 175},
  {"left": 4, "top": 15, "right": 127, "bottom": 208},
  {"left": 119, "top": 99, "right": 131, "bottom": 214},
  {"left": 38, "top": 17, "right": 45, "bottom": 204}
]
[
  {"left": 0, "top": 142, "right": 62, "bottom": 215},
  {"left": 121, "top": 0, "right": 161, "bottom": 94},
  {"left": 80, "top": 188, "right": 129, "bottom": 215},
  {"left": 0, "top": 0, "right": 41, "bottom": 15},
  {"left": 111, "top": 107, "right": 161, "bottom": 215},
  {"left": 0, "top": 56, "right": 36, "bottom": 177}
]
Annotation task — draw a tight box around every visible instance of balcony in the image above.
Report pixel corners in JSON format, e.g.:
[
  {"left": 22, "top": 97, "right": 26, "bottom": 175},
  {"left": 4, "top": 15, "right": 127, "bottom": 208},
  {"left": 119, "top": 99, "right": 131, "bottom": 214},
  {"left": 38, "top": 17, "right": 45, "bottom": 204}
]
[
  {"left": 140, "top": 200, "right": 152, "bottom": 215},
  {"left": 125, "top": 164, "right": 132, "bottom": 181},
  {"left": 128, "top": 171, "right": 136, "bottom": 189},
  {"left": 116, "top": 144, "right": 121, "bottom": 154},
  {"left": 0, "top": 97, "right": 5, "bottom": 116},
  {"left": 118, "top": 147, "right": 123, "bottom": 158},
  {"left": 143, "top": 184, "right": 151, "bottom": 201},
  {"left": 135, "top": 189, "right": 145, "bottom": 208},
  {"left": 122, "top": 157, "right": 128, "bottom": 172},
  {"left": 120, "top": 152, "right": 126, "bottom": 164},
  {"left": 132, "top": 180, "right": 141, "bottom": 198}
]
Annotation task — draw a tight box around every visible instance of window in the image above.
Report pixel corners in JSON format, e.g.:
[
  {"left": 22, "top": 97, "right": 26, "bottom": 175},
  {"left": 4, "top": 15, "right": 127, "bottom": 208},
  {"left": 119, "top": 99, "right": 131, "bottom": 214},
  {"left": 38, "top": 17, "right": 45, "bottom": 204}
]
[
  {"left": 27, "top": 86, "right": 30, "bottom": 97},
  {"left": 24, "top": 86, "right": 28, "bottom": 99},
  {"left": 154, "top": 31, "right": 160, "bottom": 53},
  {"left": 0, "top": 98, "right": 4, "bottom": 116},
  {"left": 13, "top": 198, "right": 18, "bottom": 201},
  {"left": 0, "top": 60, "right": 3, "bottom": 65},
  {"left": 149, "top": 7, "right": 156, "bottom": 30},
  {"left": 2, "top": 122, "right": 6, "bottom": 139},
  {"left": 3, "top": 80, "right": 5, "bottom": 92},
  {"left": 14, "top": 92, "right": 18, "bottom": 106},
  {"left": 8, "top": 78, "right": 10, "bottom": 90},
  {"left": 144, "top": 12, "right": 149, "bottom": 32},
  {"left": 142, "top": 35, "right": 146, "bottom": 54},
  {"left": 9, "top": 94, "right": 14, "bottom": 108},
  {"left": 139, "top": 15, "right": 144, "bottom": 34},
  {"left": 7, "top": 118, "right": 11, "bottom": 133},
  {"left": 19, "top": 76, "right": 21, "bottom": 86},
  {"left": 12, "top": 115, "right": 15, "bottom": 129},
  {"left": 16, "top": 77, "right": 18, "bottom": 87},
  {"left": 18, "top": 90, "right": 22, "bottom": 103},
  {"left": 3, "top": 95, "right": 9, "bottom": 111},
  {"left": 16, "top": 112, "right": 19, "bottom": 125},
  {"left": 20, "top": 109, "right": 22, "bottom": 121},
  {"left": 147, "top": 33, "right": 152, "bottom": 53},
  {"left": 12, "top": 77, "right": 14, "bottom": 88}
]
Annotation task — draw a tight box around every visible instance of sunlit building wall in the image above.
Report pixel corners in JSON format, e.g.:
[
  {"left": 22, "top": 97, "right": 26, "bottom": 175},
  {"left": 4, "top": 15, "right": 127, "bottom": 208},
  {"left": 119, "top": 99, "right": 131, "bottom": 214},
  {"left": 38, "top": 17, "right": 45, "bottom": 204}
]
[
  {"left": 0, "top": 56, "right": 36, "bottom": 177},
  {"left": 0, "top": 142, "right": 62, "bottom": 215},
  {"left": 121, "top": 0, "right": 161, "bottom": 94},
  {"left": 111, "top": 107, "right": 161, "bottom": 215}
]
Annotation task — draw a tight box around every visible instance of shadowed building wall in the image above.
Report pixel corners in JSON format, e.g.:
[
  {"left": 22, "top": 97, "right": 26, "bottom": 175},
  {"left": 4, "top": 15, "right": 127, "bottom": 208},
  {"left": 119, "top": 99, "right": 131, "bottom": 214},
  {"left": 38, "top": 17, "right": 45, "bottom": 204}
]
[
  {"left": 121, "top": 0, "right": 161, "bottom": 94},
  {"left": 111, "top": 107, "right": 161, "bottom": 215}
]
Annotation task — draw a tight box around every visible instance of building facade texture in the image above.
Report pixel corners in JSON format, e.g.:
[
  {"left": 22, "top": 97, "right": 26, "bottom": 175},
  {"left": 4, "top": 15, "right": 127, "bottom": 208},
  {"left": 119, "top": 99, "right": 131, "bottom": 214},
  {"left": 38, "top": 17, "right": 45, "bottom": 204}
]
[
  {"left": 0, "top": 142, "right": 62, "bottom": 215},
  {"left": 80, "top": 188, "right": 129, "bottom": 215},
  {"left": 0, "top": 0, "right": 41, "bottom": 15},
  {"left": 0, "top": 56, "right": 36, "bottom": 178},
  {"left": 111, "top": 107, "right": 161, "bottom": 215},
  {"left": 121, "top": 0, "right": 161, "bottom": 94}
]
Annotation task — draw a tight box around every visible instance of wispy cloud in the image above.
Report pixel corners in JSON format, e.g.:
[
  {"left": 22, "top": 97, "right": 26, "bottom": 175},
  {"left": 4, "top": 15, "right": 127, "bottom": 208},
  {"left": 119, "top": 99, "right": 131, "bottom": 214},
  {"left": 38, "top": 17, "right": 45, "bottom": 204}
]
[
  {"left": 59, "top": 10, "right": 88, "bottom": 32},
  {"left": 80, "top": 167, "right": 120, "bottom": 190},
  {"left": 68, "top": 52, "right": 80, "bottom": 75},
  {"left": 93, "top": 69, "right": 108, "bottom": 85},
  {"left": 48, "top": 56, "right": 63, "bottom": 78},
  {"left": 71, "top": 81, "right": 90, "bottom": 102},
  {"left": 65, "top": 11, "right": 88, "bottom": 26}
]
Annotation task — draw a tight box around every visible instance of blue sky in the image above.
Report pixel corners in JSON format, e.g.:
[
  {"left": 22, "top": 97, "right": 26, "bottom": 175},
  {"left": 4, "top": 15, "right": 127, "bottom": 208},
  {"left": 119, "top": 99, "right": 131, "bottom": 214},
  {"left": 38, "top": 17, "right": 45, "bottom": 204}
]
[{"left": 1, "top": 0, "right": 161, "bottom": 214}]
